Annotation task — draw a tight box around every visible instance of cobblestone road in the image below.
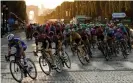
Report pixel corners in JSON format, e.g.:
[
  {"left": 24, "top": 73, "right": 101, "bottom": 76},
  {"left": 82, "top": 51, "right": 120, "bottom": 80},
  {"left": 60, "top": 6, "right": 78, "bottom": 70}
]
[{"left": 1, "top": 32, "right": 133, "bottom": 83}]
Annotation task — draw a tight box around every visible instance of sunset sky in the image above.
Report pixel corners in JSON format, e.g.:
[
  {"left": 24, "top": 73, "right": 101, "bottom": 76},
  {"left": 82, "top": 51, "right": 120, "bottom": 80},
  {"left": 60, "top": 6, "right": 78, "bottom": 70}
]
[{"left": 25, "top": 0, "right": 74, "bottom": 9}]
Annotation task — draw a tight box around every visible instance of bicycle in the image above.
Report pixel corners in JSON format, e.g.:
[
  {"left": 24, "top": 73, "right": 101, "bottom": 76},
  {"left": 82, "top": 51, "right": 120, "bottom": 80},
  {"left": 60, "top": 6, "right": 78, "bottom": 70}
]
[
  {"left": 35, "top": 48, "right": 71, "bottom": 75},
  {"left": 5, "top": 53, "right": 37, "bottom": 82},
  {"left": 97, "top": 40, "right": 111, "bottom": 61},
  {"left": 54, "top": 47, "right": 71, "bottom": 69},
  {"left": 119, "top": 39, "right": 129, "bottom": 59},
  {"left": 107, "top": 39, "right": 118, "bottom": 57},
  {"left": 70, "top": 43, "right": 89, "bottom": 65}
]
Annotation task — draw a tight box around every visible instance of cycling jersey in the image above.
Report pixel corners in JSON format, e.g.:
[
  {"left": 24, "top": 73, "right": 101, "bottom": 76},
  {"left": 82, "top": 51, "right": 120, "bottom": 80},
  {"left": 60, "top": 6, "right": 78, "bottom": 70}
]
[
  {"left": 41, "top": 36, "right": 52, "bottom": 49},
  {"left": 120, "top": 26, "right": 127, "bottom": 34},
  {"left": 107, "top": 28, "right": 115, "bottom": 38},
  {"left": 114, "top": 29, "right": 124, "bottom": 41},
  {"left": 35, "top": 34, "right": 46, "bottom": 46},
  {"left": 70, "top": 31, "right": 81, "bottom": 44},
  {"left": 50, "top": 25, "right": 56, "bottom": 33},
  {"left": 91, "top": 28, "right": 96, "bottom": 35},
  {"left": 8, "top": 38, "right": 27, "bottom": 57},
  {"left": 8, "top": 38, "right": 27, "bottom": 50},
  {"left": 80, "top": 31, "right": 88, "bottom": 41},
  {"left": 96, "top": 27, "right": 104, "bottom": 41},
  {"left": 96, "top": 27, "right": 103, "bottom": 36}
]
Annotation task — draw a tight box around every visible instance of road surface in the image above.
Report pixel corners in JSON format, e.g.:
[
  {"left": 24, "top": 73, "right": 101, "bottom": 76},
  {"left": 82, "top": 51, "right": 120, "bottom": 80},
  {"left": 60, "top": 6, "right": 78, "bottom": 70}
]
[{"left": 1, "top": 31, "right": 133, "bottom": 83}]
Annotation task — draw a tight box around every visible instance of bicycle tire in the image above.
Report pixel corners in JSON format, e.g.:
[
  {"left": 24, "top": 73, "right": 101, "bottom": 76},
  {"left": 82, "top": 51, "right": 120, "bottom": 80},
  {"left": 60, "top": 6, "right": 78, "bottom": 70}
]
[
  {"left": 121, "top": 43, "right": 127, "bottom": 59},
  {"left": 55, "top": 54, "right": 63, "bottom": 73},
  {"left": 26, "top": 58, "right": 37, "bottom": 79},
  {"left": 39, "top": 56, "right": 51, "bottom": 75},
  {"left": 104, "top": 44, "right": 110, "bottom": 61},
  {"left": 85, "top": 46, "right": 92, "bottom": 58},
  {"left": 77, "top": 48, "right": 88, "bottom": 65},
  {"left": 70, "top": 45, "right": 76, "bottom": 56},
  {"left": 10, "top": 60, "right": 23, "bottom": 82},
  {"left": 64, "top": 51, "right": 71, "bottom": 68}
]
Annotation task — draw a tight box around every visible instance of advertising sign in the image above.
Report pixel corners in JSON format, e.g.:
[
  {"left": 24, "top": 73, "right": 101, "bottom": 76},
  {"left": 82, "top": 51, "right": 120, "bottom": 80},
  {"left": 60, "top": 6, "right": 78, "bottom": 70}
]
[{"left": 112, "top": 13, "right": 126, "bottom": 18}]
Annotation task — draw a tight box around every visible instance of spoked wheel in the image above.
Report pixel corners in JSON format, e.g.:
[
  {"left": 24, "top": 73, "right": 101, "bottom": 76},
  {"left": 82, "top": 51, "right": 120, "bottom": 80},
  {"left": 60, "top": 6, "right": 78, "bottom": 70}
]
[
  {"left": 39, "top": 56, "right": 51, "bottom": 75},
  {"left": 26, "top": 58, "right": 37, "bottom": 79},
  {"left": 84, "top": 45, "right": 92, "bottom": 58},
  {"left": 10, "top": 60, "right": 23, "bottom": 82},
  {"left": 112, "top": 43, "right": 118, "bottom": 56},
  {"left": 126, "top": 43, "right": 132, "bottom": 53},
  {"left": 121, "top": 45, "right": 128, "bottom": 59},
  {"left": 54, "top": 55, "right": 63, "bottom": 73},
  {"left": 77, "top": 48, "right": 88, "bottom": 65},
  {"left": 83, "top": 47, "right": 90, "bottom": 63},
  {"left": 63, "top": 51, "right": 71, "bottom": 68},
  {"left": 70, "top": 45, "right": 76, "bottom": 56},
  {"left": 104, "top": 47, "right": 110, "bottom": 61},
  {"left": 105, "top": 51, "right": 110, "bottom": 61}
]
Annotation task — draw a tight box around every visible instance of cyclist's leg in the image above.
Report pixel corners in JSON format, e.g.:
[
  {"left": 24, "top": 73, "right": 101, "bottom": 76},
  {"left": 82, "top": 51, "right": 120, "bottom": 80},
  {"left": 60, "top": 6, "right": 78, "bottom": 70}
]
[
  {"left": 16, "top": 46, "right": 27, "bottom": 66},
  {"left": 22, "top": 46, "right": 28, "bottom": 66},
  {"left": 16, "top": 48, "right": 21, "bottom": 61},
  {"left": 46, "top": 48, "right": 54, "bottom": 64},
  {"left": 86, "top": 39, "right": 92, "bottom": 56},
  {"left": 35, "top": 38, "right": 39, "bottom": 53}
]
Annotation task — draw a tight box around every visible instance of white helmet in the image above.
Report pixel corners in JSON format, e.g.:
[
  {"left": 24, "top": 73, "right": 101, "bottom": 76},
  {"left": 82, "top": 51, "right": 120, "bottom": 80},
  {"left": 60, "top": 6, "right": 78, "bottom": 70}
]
[{"left": 7, "top": 34, "right": 14, "bottom": 41}]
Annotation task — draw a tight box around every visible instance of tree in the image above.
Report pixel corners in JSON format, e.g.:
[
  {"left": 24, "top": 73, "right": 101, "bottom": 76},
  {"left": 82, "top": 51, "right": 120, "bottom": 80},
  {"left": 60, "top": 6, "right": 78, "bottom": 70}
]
[{"left": 44, "top": 1, "right": 133, "bottom": 21}]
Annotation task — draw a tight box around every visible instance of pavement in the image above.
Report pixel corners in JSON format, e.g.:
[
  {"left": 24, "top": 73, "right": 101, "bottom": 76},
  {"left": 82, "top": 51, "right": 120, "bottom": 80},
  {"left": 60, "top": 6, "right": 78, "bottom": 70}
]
[{"left": 1, "top": 31, "right": 133, "bottom": 83}]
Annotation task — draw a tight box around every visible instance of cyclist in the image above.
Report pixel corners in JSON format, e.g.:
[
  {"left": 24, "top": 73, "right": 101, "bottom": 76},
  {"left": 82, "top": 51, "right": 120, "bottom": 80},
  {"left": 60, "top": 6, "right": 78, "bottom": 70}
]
[
  {"left": 80, "top": 26, "right": 92, "bottom": 57},
  {"left": 69, "top": 26, "right": 90, "bottom": 61},
  {"left": 63, "top": 28, "right": 71, "bottom": 48},
  {"left": 90, "top": 25, "right": 97, "bottom": 48},
  {"left": 114, "top": 27, "right": 129, "bottom": 55},
  {"left": 56, "top": 24, "right": 61, "bottom": 35},
  {"left": 70, "top": 29, "right": 82, "bottom": 46},
  {"left": 49, "top": 24, "right": 56, "bottom": 34},
  {"left": 6, "top": 34, "right": 27, "bottom": 66},
  {"left": 34, "top": 32, "right": 56, "bottom": 68},
  {"left": 106, "top": 24, "right": 115, "bottom": 45},
  {"left": 53, "top": 32, "right": 64, "bottom": 54}
]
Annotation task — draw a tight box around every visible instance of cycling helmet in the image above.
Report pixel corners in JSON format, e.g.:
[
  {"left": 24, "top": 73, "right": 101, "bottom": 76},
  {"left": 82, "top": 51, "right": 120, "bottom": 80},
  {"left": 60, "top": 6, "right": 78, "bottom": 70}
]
[{"left": 7, "top": 34, "right": 14, "bottom": 41}]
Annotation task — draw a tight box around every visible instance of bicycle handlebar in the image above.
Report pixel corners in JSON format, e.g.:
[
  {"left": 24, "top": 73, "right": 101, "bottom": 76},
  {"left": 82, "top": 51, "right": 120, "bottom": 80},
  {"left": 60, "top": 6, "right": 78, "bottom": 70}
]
[{"left": 5, "top": 53, "right": 16, "bottom": 62}]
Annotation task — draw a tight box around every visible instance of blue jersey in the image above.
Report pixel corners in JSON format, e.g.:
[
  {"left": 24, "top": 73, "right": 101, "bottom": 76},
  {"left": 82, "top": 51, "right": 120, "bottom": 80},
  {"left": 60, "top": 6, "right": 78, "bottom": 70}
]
[
  {"left": 107, "top": 28, "right": 115, "bottom": 37},
  {"left": 120, "top": 26, "right": 127, "bottom": 34},
  {"left": 8, "top": 38, "right": 27, "bottom": 49},
  {"left": 114, "top": 30, "right": 124, "bottom": 41}
]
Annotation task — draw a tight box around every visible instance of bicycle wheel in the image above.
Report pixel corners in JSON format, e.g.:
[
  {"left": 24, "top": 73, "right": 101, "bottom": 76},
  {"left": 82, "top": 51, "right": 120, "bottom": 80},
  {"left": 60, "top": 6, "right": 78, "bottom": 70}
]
[
  {"left": 70, "top": 45, "right": 76, "bottom": 56},
  {"left": 121, "top": 43, "right": 127, "bottom": 59},
  {"left": 10, "top": 60, "right": 23, "bottom": 82},
  {"left": 54, "top": 55, "right": 63, "bottom": 73},
  {"left": 77, "top": 48, "right": 88, "bottom": 65},
  {"left": 39, "top": 56, "right": 51, "bottom": 75},
  {"left": 83, "top": 47, "right": 90, "bottom": 62},
  {"left": 26, "top": 58, "right": 37, "bottom": 79},
  {"left": 112, "top": 44, "right": 118, "bottom": 56},
  {"left": 104, "top": 45, "right": 110, "bottom": 61},
  {"left": 64, "top": 51, "right": 71, "bottom": 68},
  {"left": 85, "top": 46, "right": 92, "bottom": 58}
]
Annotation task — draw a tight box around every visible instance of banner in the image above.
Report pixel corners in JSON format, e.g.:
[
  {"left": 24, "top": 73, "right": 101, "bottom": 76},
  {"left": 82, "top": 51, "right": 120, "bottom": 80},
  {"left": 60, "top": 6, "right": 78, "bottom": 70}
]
[{"left": 112, "top": 13, "right": 126, "bottom": 18}]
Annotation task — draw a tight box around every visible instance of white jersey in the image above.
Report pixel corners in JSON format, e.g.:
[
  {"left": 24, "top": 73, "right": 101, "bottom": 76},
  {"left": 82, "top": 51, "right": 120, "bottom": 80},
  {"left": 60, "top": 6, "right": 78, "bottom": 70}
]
[{"left": 85, "top": 28, "right": 91, "bottom": 35}]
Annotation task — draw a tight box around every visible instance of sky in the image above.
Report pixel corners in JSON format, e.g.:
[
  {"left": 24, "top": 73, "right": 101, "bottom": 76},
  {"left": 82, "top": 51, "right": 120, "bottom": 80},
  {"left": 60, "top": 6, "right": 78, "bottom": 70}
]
[{"left": 25, "top": 0, "right": 74, "bottom": 9}]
